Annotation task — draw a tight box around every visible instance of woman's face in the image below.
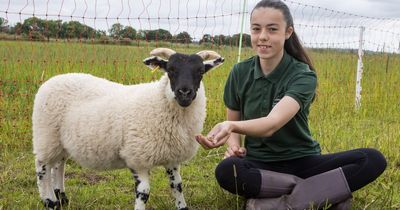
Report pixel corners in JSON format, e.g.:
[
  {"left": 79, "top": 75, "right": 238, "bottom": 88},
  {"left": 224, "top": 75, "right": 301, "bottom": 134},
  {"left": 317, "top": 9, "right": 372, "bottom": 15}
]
[{"left": 250, "top": 7, "right": 293, "bottom": 61}]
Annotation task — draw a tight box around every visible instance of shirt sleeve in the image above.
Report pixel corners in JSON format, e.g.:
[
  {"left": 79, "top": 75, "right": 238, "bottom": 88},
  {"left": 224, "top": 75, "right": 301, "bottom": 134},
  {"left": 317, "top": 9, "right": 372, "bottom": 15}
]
[
  {"left": 285, "top": 71, "right": 317, "bottom": 110},
  {"left": 223, "top": 65, "right": 240, "bottom": 111}
]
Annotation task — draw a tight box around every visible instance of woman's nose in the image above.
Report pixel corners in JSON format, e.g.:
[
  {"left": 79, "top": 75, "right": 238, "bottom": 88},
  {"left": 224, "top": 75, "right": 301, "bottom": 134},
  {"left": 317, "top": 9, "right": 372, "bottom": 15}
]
[{"left": 259, "top": 29, "right": 269, "bottom": 41}]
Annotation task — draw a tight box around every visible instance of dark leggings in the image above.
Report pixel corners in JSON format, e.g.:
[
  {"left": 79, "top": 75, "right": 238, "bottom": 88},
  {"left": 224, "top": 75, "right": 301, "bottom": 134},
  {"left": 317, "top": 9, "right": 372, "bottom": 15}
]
[{"left": 215, "top": 148, "right": 387, "bottom": 198}]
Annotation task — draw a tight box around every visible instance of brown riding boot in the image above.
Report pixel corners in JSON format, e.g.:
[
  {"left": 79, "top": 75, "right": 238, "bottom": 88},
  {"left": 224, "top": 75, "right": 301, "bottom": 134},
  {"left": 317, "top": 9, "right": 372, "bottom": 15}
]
[
  {"left": 247, "top": 168, "right": 352, "bottom": 210},
  {"left": 256, "top": 170, "right": 302, "bottom": 198},
  {"left": 328, "top": 198, "right": 352, "bottom": 210}
]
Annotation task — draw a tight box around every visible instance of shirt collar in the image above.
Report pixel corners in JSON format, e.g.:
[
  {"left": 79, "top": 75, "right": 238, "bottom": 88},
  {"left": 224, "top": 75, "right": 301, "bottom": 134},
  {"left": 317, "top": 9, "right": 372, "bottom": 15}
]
[{"left": 253, "top": 51, "right": 291, "bottom": 83}]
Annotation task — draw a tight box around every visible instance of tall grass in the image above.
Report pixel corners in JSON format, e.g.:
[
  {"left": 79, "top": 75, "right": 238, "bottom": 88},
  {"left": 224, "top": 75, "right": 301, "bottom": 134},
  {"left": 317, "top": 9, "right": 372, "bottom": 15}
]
[{"left": 0, "top": 41, "right": 399, "bottom": 209}]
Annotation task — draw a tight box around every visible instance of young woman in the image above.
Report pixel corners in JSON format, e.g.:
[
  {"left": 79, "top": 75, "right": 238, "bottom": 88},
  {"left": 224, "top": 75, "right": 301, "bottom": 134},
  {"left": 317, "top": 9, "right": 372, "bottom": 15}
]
[{"left": 195, "top": 0, "right": 387, "bottom": 209}]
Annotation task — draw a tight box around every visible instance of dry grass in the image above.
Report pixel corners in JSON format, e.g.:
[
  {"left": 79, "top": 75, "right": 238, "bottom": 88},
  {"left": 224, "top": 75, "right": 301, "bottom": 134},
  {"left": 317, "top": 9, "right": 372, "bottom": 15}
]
[{"left": 0, "top": 41, "right": 399, "bottom": 209}]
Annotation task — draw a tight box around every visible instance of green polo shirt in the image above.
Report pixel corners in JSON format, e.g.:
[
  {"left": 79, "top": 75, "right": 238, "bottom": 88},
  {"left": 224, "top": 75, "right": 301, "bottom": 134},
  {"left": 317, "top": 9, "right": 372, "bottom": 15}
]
[{"left": 224, "top": 51, "right": 321, "bottom": 162}]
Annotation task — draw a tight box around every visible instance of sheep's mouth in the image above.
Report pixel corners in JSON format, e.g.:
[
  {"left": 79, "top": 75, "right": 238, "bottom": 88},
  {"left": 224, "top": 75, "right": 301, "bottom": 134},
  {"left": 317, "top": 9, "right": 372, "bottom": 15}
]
[
  {"left": 175, "top": 97, "right": 193, "bottom": 107},
  {"left": 175, "top": 94, "right": 197, "bottom": 107},
  {"left": 174, "top": 89, "right": 197, "bottom": 107},
  {"left": 175, "top": 95, "right": 196, "bottom": 107}
]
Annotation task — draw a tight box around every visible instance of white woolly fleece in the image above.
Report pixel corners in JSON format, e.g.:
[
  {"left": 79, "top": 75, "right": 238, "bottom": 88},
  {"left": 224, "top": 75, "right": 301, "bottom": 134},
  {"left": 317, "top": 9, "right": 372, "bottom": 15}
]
[{"left": 32, "top": 73, "right": 205, "bottom": 171}]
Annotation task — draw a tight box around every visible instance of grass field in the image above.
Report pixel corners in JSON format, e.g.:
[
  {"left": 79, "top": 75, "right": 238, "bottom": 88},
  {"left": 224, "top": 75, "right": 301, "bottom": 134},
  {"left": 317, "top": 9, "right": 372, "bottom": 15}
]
[{"left": 0, "top": 40, "right": 399, "bottom": 209}]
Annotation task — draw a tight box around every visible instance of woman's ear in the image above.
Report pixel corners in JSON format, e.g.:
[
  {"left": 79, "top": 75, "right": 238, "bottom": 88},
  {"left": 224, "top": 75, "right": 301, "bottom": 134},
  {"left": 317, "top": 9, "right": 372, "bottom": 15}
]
[{"left": 285, "top": 26, "right": 294, "bottom": 40}]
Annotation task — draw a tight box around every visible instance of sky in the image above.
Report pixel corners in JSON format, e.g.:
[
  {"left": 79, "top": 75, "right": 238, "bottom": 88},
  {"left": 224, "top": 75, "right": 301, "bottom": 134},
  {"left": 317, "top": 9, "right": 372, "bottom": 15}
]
[
  {"left": 296, "top": 0, "right": 400, "bottom": 18},
  {"left": 1, "top": 0, "right": 399, "bottom": 52}
]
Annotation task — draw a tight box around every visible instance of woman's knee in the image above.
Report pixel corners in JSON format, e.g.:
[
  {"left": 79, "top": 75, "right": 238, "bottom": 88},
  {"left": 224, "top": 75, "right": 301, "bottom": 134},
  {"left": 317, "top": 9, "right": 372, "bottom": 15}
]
[
  {"left": 360, "top": 148, "right": 387, "bottom": 175},
  {"left": 214, "top": 157, "right": 261, "bottom": 197},
  {"left": 215, "top": 157, "right": 241, "bottom": 189},
  {"left": 346, "top": 148, "right": 387, "bottom": 191}
]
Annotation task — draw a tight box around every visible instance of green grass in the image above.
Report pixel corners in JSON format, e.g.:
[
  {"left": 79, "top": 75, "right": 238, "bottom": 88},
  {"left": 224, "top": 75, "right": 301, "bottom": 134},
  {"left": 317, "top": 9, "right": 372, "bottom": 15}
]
[{"left": 1, "top": 40, "right": 399, "bottom": 209}]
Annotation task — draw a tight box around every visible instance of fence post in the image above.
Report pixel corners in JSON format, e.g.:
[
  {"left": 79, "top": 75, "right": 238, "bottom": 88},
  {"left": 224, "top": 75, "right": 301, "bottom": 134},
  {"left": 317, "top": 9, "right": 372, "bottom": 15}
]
[
  {"left": 355, "top": 26, "right": 365, "bottom": 109},
  {"left": 398, "top": 40, "right": 400, "bottom": 54},
  {"left": 237, "top": 0, "right": 247, "bottom": 63}
]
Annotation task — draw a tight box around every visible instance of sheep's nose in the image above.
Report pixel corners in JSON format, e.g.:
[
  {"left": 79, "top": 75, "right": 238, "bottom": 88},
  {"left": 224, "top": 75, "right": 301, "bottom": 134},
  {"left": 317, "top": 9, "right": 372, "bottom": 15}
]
[{"left": 178, "top": 88, "right": 192, "bottom": 97}]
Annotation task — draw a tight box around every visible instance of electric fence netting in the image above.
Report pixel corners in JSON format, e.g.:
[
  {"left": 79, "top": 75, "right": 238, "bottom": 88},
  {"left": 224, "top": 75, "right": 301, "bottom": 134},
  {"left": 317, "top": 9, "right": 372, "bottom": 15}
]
[
  {"left": 1, "top": 0, "right": 399, "bottom": 104},
  {"left": 0, "top": 0, "right": 399, "bottom": 208},
  {"left": 1, "top": 0, "right": 399, "bottom": 145}
]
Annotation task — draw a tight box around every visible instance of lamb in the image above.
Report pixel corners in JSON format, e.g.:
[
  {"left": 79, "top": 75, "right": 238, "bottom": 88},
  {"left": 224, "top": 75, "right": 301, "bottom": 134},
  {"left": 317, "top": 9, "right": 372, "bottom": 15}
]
[{"left": 32, "top": 47, "right": 224, "bottom": 210}]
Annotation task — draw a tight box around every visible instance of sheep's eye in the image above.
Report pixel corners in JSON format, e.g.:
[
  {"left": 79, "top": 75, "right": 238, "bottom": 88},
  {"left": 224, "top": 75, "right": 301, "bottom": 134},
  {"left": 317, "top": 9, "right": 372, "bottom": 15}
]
[{"left": 168, "top": 68, "right": 178, "bottom": 76}]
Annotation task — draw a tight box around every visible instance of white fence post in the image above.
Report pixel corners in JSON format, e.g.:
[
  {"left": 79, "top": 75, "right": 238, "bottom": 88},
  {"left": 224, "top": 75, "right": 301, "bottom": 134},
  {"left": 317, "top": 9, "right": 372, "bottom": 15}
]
[
  {"left": 398, "top": 40, "right": 400, "bottom": 54},
  {"left": 355, "top": 26, "right": 365, "bottom": 109}
]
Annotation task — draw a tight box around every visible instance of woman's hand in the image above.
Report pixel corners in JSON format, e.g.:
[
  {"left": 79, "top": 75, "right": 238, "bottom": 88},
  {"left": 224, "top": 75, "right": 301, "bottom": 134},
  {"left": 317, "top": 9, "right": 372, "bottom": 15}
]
[
  {"left": 224, "top": 145, "right": 246, "bottom": 159},
  {"left": 195, "top": 121, "right": 233, "bottom": 149},
  {"left": 195, "top": 134, "right": 216, "bottom": 149}
]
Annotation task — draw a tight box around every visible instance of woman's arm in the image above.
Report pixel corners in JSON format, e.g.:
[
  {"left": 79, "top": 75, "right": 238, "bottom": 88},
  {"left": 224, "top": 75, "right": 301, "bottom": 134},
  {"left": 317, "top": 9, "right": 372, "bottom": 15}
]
[
  {"left": 196, "top": 96, "right": 300, "bottom": 148},
  {"left": 225, "top": 108, "right": 241, "bottom": 147},
  {"left": 224, "top": 109, "right": 247, "bottom": 158},
  {"left": 228, "top": 96, "right": 300, "bottom": 137}
]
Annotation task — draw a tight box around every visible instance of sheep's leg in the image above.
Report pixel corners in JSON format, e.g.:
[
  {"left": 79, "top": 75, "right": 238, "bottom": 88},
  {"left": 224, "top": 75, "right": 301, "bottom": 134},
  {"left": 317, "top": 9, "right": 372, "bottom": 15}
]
[
  {"left": 52, "top": 157, "right": 69, "bottom": 206},
  {"left": 35, "top": 159, "right": 60, "bottom": 209},
  {"left": 165, "top": 165, "right": 188, "bottom": 210},
  {"left": 130, "top": 168, "right": 150, "bottom": 210}
]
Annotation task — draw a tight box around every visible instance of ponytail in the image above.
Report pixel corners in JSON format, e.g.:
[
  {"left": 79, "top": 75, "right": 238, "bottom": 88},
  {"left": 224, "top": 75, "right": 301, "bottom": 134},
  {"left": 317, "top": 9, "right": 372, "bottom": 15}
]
[{"left": 285, "top": 31, "right": 315, "bottom": 71}]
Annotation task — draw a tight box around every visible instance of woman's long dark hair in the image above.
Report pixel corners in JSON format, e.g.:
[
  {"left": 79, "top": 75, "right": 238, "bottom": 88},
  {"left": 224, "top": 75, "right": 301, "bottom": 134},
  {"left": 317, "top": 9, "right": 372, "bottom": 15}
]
[{"left": 252, "top": 0, "right": 315, "bottom": 71}]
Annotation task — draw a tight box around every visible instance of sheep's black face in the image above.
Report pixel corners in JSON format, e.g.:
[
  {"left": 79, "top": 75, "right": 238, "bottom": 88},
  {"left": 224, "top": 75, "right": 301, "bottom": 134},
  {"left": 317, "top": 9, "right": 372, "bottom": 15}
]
[
  {"left": 167, "top": 54, "right": 205, "bottom": 107},
  {"left": 144, "top": 49, "right": 224, "bottom": 107}
]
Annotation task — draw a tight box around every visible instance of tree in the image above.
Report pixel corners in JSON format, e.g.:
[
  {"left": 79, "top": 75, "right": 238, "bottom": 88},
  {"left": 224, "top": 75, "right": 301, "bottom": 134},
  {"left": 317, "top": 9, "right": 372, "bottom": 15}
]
[
  {"left": 199, "top": 34, "right": 212, "bottom": 44},
  {"left": 175, "top": 31, "right": 192, "bottom": 44},
  {"left": 241, "top": 33, "right": 251, "bottom": 47},
  {"left": 21, "top": 17, "right": 42, "bottom": 35},
  {"left": 0, "top": 17, "right": 5, "bottom": 26},
  {"left": 146, "top": 29, "right": 172, "bottom": 41},
  {"left": 213, "top": 34, "right": 226, "bottom": 46},
  {"left": 12, "top": 23, "right": 23, "bottom": 34},
  {"left": 19, "top": 17, "right": 48, "bottom": 40},
  {"left": 41, "top": 20, "right": 60, "bottom": 39},
  {"left": 0, "top": 17, "right": 8, "bottom": 33},
  {"left": 158, "top": 29, "right": 172, "bottom": 41},
  {"left": 0, "top": 17, "right": 7, "bottom": 28},
  {"left": 120, "top": 26, "right": 136, "bottom": 39},
  {"left": 222, "top": 35, "right": 232, "bottom": 46},
  {"left": 64, "top": 21, "right": 85, "bottom": 39},
  {"left": 109, "top": 23, "right": 124, "bottom": 39},
  {"left": 136, "top": 30, "right": 146, "bottom": 40},
  {"left": 231, "top": 33, "right": 251, "bottom": 47}
]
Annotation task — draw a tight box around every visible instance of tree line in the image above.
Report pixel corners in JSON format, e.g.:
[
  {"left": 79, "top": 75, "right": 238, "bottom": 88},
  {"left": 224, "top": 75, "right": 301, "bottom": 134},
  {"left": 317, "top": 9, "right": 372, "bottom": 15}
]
[{"left": 0, "top": 17, "right": 251, "bottom": 47}]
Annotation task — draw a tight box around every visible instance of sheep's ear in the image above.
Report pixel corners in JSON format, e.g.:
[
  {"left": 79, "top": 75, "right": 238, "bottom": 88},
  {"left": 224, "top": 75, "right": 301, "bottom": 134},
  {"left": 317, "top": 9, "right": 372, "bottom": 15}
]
[
  {"left": 143, "top": 56, "right": 168, "bottom": 71},
  {"left": 204, "top": 57, "right": 225, "bottom": 73}
]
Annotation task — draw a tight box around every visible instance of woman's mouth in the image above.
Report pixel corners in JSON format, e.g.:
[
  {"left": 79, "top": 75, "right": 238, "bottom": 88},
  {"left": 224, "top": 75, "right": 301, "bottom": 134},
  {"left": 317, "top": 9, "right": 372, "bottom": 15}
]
[
  {"left": 258, "top": 45, "right": 271, "bottom": 49},
  {"left": 257, "top": 45, "right": 272, "bottom": 53}
]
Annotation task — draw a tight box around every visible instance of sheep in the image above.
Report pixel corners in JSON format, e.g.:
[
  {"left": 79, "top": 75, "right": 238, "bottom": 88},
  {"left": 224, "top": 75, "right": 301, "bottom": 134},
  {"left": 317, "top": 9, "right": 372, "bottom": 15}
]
[{"left": 32, "top": 47, "right": 225, "bottom": 210}]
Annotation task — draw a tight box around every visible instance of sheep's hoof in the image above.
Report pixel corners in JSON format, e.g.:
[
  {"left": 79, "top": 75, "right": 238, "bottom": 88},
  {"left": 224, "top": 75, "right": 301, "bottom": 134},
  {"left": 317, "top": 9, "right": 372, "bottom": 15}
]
[
  {"left": 43, "top": 198, "right": 61, "bottom": 210},
  {"left": 54, "top": 189, "right": 69, "bottom": 205},
  {"left": 178, "top": 208, "right": 189, "bottom": 210}
]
